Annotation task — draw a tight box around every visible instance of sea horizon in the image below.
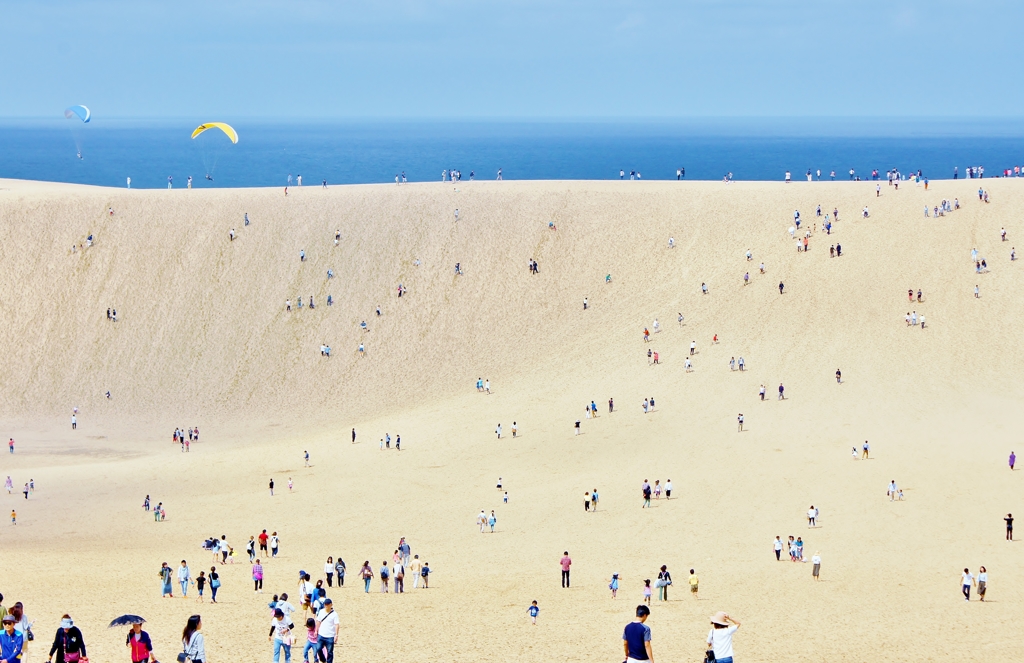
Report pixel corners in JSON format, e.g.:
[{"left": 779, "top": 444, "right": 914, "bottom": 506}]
[{"left": 2, "top": 117, "right": 1023, "bottom": 189}]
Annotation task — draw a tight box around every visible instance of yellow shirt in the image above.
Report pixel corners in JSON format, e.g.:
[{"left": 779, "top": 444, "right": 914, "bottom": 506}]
[{"left": 689, "top": 575, "right": 699, "bottom": 587}]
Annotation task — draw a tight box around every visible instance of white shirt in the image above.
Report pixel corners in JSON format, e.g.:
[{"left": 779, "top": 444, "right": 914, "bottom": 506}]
[
  {"left": 665, "top": 481, "right": 672, "bottom": 491},
  {"left": 807, "top": 509, "right": 816, "bottom": 520},
  {"left": 177, "top": 565, "right": 190, "bottom": 581},
  {"left": 325, "top": 562, "right": 334, "bottom": 575},
  {"left": 774, "top": 539, "right": 783, "bottom": 551},
  {"left": 270, "top": 536, "right": 279, "bottom": 548},
  {"left": 962, "top": 572, "right": 973, "bottom": 586},
  {"left": 316, "top": 609, "right": 339, "bottom": 638},
  {"left": 707, "top": 626, "right": 738, "bottom": 659},
  {"left": 811, "top": 554, "right": 821, "bottom": 565},
  {"left": 271, "top": 617, "right": 290, "bottom": 641},
  {"left": 978, "top": 572, "right": 987, "bottom": 583}
]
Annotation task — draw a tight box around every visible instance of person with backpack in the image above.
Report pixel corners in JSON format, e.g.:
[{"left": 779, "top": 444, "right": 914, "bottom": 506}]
[
  {"left": 47, "top": 614, "right": 86, "bottom": 663},
  {"left": 379, "top": 561, "right": 390, "bottom": 593}
]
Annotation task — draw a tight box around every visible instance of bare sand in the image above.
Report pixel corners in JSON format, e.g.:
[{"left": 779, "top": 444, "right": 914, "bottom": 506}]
[{"left": 0, "top": 177, "right": 1021, "bottom": 662}]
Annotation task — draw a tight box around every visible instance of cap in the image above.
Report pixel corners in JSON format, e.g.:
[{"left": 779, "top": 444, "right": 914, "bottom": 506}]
[
  {"left": 324, "top": 598, "right": 333, "bottom": 605},
  {"left": 299, "top": 570, "right": 306, "bottom": 576},
  {"left": 2, "top": 615, "right": 15, "bottom": 623}
]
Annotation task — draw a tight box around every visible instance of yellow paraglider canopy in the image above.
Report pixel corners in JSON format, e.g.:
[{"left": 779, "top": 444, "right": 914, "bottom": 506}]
[{"left": 191, "top": 122, "right": 238, "bottom": 144}]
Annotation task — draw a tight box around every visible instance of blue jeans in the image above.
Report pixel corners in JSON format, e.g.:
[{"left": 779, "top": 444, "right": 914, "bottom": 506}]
[
  {"left": 273, "top": 639, "right": 292, "bottom": 663},
  {"left": 180, "top": 580, "right": 188, "bottom": 595},
  {"left": 302, "top": 640, "right": 316, "bottom": 663},
  {"left": 717, "top": 658, "right": 733, "bottom": 663},
  {"left": 364, "top": 577, "right": 371, "bottom": 592},
  {"left": 317, "top": 636, "right": 335, "bottom": 663}
]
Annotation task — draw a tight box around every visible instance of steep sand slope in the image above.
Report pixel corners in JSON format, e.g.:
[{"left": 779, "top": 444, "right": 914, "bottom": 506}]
[{"left": 0, "top": 178, "right": 1022, "bottom": 662}]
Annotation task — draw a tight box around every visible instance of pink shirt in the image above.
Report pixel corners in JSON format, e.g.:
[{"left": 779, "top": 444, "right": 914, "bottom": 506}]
[{"left": 560, "top": 556, "right": 572, "bottom": 571}]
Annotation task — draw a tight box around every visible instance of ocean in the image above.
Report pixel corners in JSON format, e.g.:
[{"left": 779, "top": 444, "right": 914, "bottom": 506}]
[{"left": 1, "top": 118, "right": 1023, "bottom": 189}]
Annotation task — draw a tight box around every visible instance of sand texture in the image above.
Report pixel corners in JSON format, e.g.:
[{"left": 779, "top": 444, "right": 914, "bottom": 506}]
[{"left": 0, "top": 177, "right": 1021, "bottom": 662}]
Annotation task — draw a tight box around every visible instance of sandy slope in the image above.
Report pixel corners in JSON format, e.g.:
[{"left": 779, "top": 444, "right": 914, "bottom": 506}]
[{"left": 0, "top": 177, "right": 1022, "bottom": 662}]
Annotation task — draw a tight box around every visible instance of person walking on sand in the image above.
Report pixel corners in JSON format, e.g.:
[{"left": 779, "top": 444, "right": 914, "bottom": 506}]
[
  {"left": 774, "top": 536, "right": 783, "bottom": 560},
  {"left": 622, "top": 605, "right": 653, "bottom": 663},
  {"left": 862, "top": 441, "right": 870, "bottom": 459},
  {"left": 707, "top": 612, "right": 741, "bottom": 663},
  {"left": 1009, "top": 451, "right": 1015, "bottom": 470},
  {"left": 181, "top": 615, "right": 205, "bottom": 663},
  {"left": 253, "top": 559, "right": 264, "bottom": 593},
  {"left": 269, "top": 478, "right": 275, "bottom": 496},
  {"left": 811, "top": 552, "right": 821, "bottom": 580},
  {"left": 737, "top": 414, "right": 744, "bottom": 431},
  {"left": 609, "top": 574, "right": 619, "bottom": 598},
  {"left": 528, "top": 601, "right": 540, "bottom": 625},
  {"left": 269, "top": 608, "right": 292, "bottom": 663},
  {"left": 360, "top": 562, "right": 374, "bottom": 593},
  {"left": 656, "top": 565, "right": 671, "bottom": 601},
  {"left": 978, "top": 566, "right": 988, "bottom": 601},
  {"left": 126, "top": 621, "right": 156, "bottom": 663},
  {"left": 1005, "top": 513, "right": 1013, "bottom": 541},
  {"left": 48, "top": 614, "right": 87, "bottom": 663},
  {"left": 778, "top": 383, "right": 785, "bottom": 400},
  {"left": 209, "top": 567, "right": 220, "bottom": 603},
  {"left": 178, "top": 560, "right": 192, "bottom": 597},
  {"left": 961, "top": 568, "right": 975, "bottom": 601},
  {"left": 270, "top": 532, "right": 279, "bottom": 557},
  {"left": 807, "top": 506, "right": 817, "bottom": 527},
  {"left": 560, "top": 552, "right": 572, "bottom": 588},
  {"left": 160, "top": 562, "right": 174, "bottom": 597},
  {"left": 688, "top": 569, "right": 699, "bottom": 598}
]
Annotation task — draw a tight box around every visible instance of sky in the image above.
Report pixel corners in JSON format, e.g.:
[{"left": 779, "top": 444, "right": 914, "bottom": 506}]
[{"left": 1, "top": 1, "right": 1022, "bottom": 120}]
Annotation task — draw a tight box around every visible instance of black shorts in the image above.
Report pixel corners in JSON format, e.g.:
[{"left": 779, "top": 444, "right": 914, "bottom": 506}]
[{"left": 665, "top": 490, "right": 671, "bottom": 497}]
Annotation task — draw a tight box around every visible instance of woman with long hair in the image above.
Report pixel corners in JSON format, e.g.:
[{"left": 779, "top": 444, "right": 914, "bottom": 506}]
[
  {"left": 182, "top": 615, "right": 206, "bottom": 663},
  {"left": 324, "top": 557, "right": 334, "bottom": 588},
  {"left": 359, "top": 561, "right": 374, "bottom": 593}
]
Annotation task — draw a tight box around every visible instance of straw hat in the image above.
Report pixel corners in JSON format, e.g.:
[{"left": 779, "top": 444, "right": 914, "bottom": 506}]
[{"left": 710, "top": 611, "right": 729, "bottom": 626}]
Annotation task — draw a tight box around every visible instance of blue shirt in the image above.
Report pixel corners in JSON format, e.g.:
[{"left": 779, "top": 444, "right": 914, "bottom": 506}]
[
  {"left": 623, "top": 622, "right": 651, "bottom": 661},
  {"left": 528, "top": 606, "right": 539, "bottom": 617},
  {"left": 0, "top": 629, "right": 24, "bottom": 662}
]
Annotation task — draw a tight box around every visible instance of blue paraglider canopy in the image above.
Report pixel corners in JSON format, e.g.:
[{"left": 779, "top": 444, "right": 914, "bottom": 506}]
[{"left": 64, "top": 105, "right": 91, "bottom": 123}]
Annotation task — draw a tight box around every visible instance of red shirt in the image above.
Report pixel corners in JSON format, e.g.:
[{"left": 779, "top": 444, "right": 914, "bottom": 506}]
[
  {"left": 259, "top": 532, "right": 268, "bottom": 545},
  {"left": 560, "top": 556, "right": 572, "bottom": 571}
]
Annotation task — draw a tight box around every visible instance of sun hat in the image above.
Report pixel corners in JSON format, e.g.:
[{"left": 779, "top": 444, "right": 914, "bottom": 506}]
[{"left": 710, "top": 611, "right": 729, "bottom": 626}]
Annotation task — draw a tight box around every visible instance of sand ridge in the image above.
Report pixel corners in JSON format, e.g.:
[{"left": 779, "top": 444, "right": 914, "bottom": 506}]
[{"left": 0, "top": 177, "right": 1022, "bottom": 662}]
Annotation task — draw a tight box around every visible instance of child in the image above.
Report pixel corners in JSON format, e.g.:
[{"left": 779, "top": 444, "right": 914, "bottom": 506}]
[
  {"left": 528, "top": 601, "right": 539, "bottom": 625},
  {"left": 642, "top": 579, "right": 652, "bottom": 604},
  {"left": 303, "top": 618, "right": 318, "bottom": 663},
  {"left": 196, "top": 571, "right": 206, "bottom": 602},
  {"left": 10, "top": 509, "right": 15, "bottom": 525},
  {"left": 609, "top": 573, "right": 619, "bottom": 598},
  {"left": 688, "top": 569, "right": 699, "bottom": 598},
  {"left": 503, "top": 491, "right": 508, "bottom": 504},
  {"left": 420, "top": 562, "right": 430, "bottom": 588}
]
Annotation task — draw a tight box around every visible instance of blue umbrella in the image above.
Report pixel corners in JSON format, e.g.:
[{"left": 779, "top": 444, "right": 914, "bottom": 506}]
[{"left": 108, "top": 615, "right": 146, "bottom": 627}]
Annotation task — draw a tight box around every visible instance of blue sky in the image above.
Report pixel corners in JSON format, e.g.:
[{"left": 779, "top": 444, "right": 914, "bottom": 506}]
[{"left": 1, "top": 1, "right": 1021, "bottom": 119}]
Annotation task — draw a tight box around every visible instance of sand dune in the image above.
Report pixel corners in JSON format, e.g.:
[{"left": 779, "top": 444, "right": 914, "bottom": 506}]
[{"left": 0, "top": 177, "right": 1022, "bottom": 662}]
